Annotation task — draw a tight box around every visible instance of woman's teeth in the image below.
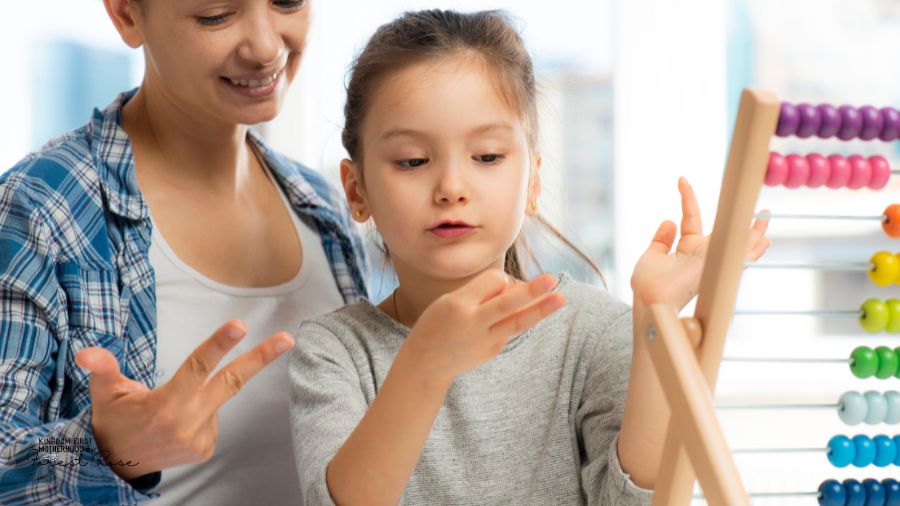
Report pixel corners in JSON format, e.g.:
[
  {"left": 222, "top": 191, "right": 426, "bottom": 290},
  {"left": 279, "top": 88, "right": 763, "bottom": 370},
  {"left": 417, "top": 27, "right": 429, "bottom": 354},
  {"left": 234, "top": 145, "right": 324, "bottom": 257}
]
[{"left": 228, "top": 71, "right": 279, "bottom": 88}]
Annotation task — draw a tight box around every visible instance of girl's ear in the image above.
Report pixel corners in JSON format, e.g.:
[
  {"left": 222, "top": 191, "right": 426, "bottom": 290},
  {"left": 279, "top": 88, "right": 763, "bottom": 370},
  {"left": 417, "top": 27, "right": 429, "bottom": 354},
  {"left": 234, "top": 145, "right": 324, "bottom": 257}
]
[
  {"left": 103, "top": 0, "right": 145, "bottom": 49},
  {"left": 526, "top": 154, "right": 542, "bottom": 217},
  {"left": 340, "top": 158, "right": 370, "bottom": 222}
]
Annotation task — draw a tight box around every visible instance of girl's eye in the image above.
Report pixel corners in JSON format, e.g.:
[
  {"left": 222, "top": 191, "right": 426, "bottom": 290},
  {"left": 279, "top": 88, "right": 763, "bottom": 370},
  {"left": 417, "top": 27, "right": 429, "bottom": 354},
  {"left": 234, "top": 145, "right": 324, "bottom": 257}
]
[
  {"left": 274, "top": 0, "right": 307, "bottom": 10},
  {"left": 475, "top": 154, "right": 503, "bottom": 164},
  {"left": 196, "top": 13, "right": 232, "bottom": 26},
  {"left": 397, "top": 158, "right": 428, "bottom": 169}
]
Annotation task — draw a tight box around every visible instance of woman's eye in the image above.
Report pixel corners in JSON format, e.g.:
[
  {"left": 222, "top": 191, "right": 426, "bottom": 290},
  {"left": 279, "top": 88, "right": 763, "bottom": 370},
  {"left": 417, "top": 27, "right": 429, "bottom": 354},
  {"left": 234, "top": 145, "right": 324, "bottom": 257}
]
[
  {"left": 397, "top": 159, "right": 428, "bottom": 169},
  {"left": 273, "top": 0, "right": 306, "bottom": 9},
  {"left": 196, "top": 13, "right": 232, "bottom": 26},
  {"left": 475, "top": 154, "right": 503, "bottom": 164}
]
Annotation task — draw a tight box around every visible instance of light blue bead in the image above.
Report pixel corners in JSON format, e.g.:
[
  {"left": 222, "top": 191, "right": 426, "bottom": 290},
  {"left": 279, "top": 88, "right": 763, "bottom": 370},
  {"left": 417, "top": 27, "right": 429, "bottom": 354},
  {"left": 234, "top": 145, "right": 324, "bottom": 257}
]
[
  {"left": 865, "top": 391, "right": 888, "bottom": 424},
  {"left": 840, "top": 391, "right": 868, "bottom": 425},
  {"left": 854, "top": 434, "right": 877, "bottom": 467},
  {"left": 874, "top": 435, "right": 897, "bottom": 467},
  {"left": 886, "top": 391, "right": 900, "bottom": 424},
  {"left": 828, "top": 435, "right": 854, "bottom": 467}
]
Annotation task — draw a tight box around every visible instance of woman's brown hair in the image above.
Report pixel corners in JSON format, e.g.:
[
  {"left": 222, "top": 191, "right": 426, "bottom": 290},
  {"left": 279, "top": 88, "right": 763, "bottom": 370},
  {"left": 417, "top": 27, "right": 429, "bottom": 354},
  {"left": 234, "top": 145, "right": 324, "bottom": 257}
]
[{"left": 343, "top": 9, "right": 604, "bottom": 285}]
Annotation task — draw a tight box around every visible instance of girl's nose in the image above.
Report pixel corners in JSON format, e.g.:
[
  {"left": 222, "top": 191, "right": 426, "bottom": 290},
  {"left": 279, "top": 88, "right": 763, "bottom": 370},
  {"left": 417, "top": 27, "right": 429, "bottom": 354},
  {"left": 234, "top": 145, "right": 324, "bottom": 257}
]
[
  {"left": 237, "top": 9, "right": 283, "bottom": 68},
  {"left": 433, "top": 165, "right": 470, "bottom": 205}
]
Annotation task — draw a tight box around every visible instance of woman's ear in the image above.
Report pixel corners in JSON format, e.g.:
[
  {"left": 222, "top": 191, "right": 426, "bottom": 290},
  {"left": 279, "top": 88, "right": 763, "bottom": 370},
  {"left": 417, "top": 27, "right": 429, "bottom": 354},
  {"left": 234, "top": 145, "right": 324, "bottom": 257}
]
[
  {"left": 340, "top": 158, "right": 370, "bottom": 222},
  {"left": 103, "top": 0, "right": 145, "bottom": 49},
  {"left": 526, "top": 154, "right": 542, "bottom": 217}
]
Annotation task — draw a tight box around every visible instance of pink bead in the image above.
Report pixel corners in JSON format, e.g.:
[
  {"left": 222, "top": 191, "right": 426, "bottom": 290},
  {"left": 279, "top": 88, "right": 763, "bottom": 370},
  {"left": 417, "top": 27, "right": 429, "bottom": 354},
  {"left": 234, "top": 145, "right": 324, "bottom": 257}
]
[
  {"left": 869, "top": 155, "right": 891, "bottom": 190},
  {"left": 827, "top": 155, "right": 851, "bottom": 188},
  {"left": 765, "top": 152, "right": 789, "bottom": 186},
  {"left": 847, "top": 155, "right": 872, "bottom": 189},
  {"left": 784, "top": 154, "right": 810, "bottom": 188},
  {"left": 806, "top": 153, "right": 830, "bottom": 188}
]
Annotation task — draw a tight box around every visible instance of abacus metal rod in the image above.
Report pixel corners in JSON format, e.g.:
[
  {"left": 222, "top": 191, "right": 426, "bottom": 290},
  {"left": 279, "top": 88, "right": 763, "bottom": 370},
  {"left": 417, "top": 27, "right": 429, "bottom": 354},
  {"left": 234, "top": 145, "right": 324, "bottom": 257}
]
[
  {"left": 731, "top": 447, "right": 826, "bottom": 454},
  {"left": 744, "top": 261, "right": 872, "bottom": 270},
  {"left": 733, "top": 309, "right": 861, "bottom": 316},
  {"left": 755, "top": 211, "right": 885, "bottom": 221},
  {"left": 716, "top": 402, "right": 838, "bottom": 410},
  {"left": 693, "top": 491, "right": 820, "bottom": 500},
  {"left": 723, "top": 357, "right": 849, "bottom": 364}
]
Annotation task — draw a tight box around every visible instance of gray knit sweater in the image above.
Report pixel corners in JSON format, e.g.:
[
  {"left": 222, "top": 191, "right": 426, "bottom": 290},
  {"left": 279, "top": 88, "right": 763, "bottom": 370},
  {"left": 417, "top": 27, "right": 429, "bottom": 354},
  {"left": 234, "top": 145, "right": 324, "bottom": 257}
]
[{"left": 289, "top": 273, "right": 654, "bottom": 505}]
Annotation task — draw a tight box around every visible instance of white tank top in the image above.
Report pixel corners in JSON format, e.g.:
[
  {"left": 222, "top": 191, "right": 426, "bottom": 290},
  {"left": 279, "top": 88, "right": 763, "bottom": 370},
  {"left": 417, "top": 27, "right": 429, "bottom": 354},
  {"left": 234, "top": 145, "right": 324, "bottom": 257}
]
[{"left": 146, "top": 170, "right": 344, "bottom": 505}]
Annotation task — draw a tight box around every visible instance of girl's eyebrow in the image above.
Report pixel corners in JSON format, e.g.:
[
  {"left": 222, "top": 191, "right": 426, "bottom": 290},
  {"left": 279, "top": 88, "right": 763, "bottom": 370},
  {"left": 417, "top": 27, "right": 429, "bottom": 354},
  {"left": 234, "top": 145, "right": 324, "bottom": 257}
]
[
  {"left": 380, "top": 128, "right": 427, "bottom": 141},
  {"left": 469, "top": 122, "right": 513, "bottom": 135},
  {"left": 380, "top": 123, "right": 513, "bottom": 141}
]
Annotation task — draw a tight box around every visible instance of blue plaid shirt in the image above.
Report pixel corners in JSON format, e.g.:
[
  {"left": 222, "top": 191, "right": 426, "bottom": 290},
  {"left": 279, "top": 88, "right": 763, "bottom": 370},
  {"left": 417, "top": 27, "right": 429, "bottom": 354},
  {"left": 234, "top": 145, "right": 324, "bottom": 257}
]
[{"left": 0, "top": 89, "right": 369, "bottom": 505}]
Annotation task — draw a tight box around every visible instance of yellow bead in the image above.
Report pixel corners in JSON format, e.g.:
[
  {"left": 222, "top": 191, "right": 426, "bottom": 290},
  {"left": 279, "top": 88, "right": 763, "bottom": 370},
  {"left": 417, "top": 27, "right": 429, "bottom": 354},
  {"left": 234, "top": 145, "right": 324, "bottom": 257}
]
[{"left": 870, "top": 251, "right": 900, "bottom": 286}]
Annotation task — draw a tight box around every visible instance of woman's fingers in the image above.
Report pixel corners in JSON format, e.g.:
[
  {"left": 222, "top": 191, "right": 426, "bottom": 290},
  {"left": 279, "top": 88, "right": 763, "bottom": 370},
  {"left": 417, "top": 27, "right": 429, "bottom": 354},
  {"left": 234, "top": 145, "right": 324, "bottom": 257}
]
[
  {"left": 488, "top": 293, "right": 566, "bottom": 339},
  {"left": 166, "top": 320, "right": 249, "bottom": 393},
  {"left": 678, "top": 178, "right": 703, "bottom": 236},
  {"left": 479, "top": 273, "right": 558, "bottom": 322},
  {"left": 202, "top": 332, "right": 295, "bottom": 414},
  {"left": 75, "top": 347, "right": 130, "bottom": 404}
]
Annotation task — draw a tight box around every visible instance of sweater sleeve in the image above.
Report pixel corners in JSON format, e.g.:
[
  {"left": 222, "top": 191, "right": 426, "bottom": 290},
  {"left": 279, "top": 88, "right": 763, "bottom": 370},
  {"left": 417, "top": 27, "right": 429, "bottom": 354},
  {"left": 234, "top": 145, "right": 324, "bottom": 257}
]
[
  {"left": 289, "top": 320, "right": 369, "bottom": 506},
  {"left": 575, "top": 309, "right": 654, "bottom": 506}
]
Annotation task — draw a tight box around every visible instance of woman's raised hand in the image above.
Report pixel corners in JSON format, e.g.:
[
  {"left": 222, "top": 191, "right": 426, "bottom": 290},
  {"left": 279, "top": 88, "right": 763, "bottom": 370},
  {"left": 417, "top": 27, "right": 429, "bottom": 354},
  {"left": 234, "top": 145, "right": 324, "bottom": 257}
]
[
  {"left": 404, "top": 270, "right": 565, "bottom": 384},
  {"left": 630, "top": 177, "right": 770, "bottom": 311},
  {"left": 74, "top": 321, "right": 294, "bottom": 480}
]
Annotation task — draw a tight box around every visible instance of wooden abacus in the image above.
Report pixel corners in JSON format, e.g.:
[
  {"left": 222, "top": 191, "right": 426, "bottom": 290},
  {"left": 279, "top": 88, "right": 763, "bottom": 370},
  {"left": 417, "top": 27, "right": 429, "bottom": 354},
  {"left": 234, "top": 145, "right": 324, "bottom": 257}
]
[{"left": 645, "top": 89, "right": 900, "bottom": 505}]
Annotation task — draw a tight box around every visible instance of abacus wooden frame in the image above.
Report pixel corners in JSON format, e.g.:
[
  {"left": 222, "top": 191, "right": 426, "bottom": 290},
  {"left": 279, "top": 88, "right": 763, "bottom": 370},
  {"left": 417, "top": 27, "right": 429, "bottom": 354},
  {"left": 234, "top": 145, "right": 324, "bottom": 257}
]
[{"left": 645, "top": 88, "right": 782, "bottom": 505}]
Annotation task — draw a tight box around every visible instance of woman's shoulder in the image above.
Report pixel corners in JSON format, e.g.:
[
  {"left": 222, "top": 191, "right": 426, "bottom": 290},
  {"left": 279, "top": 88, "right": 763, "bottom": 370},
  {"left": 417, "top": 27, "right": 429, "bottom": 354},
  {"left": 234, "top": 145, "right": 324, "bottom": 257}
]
[{"left": 1, "top": 126, "right": 96, "bottom": 197}]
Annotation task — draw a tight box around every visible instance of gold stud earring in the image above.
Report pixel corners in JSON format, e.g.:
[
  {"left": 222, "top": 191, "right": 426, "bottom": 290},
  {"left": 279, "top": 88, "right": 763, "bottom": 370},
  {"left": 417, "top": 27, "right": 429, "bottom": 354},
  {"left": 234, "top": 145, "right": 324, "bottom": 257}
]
[
  {"left": 530, "top": 201, "right": 537, "bottom": 211},
  {"left": 355, "top": 209, "right": 365, "bottom": 218}
]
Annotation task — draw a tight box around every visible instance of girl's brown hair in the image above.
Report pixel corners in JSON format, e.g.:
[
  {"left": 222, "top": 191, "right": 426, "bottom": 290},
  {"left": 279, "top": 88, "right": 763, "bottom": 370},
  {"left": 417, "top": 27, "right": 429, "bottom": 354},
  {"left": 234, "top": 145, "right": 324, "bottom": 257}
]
[{"left": 343, "top": 9, "right": 604, "bottom": 284}]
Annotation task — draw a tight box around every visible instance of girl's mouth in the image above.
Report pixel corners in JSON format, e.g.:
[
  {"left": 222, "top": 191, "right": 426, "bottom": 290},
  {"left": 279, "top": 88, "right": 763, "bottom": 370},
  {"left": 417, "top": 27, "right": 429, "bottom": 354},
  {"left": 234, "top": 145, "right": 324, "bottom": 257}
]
[{"left": 428, "top": 223, "right": 477, "bottom": 239}]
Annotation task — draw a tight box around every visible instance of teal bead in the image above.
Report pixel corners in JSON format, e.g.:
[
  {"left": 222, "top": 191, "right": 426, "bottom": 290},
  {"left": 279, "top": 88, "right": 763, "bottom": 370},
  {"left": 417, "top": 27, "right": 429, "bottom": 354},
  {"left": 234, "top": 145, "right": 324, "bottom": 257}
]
[
  {"left": 865, "top": 391, "right": 888, "bottom": 424},
  {"left": 853, "top": 434, "right": 876, "bottom": 466},
  {"left": 874, "top": 435, "right": 897, "bottom": 467},
  {"left": 877, "top": 346, "right": 900, "bottom": 378},
  {"left": 852, "top": 346, "right": 879, "bottom": 378},
  {"left": 895, "top": 436, "right": 900, "bottom": 466},
  {"left": 828, "top": 435, "right": 854, "bottom": 467},
  {"left": 840, "top": 391, "right": 868, "bottom": 425},
  {"left": 885, "top": 391, "right": 900, "bottom": 424}
]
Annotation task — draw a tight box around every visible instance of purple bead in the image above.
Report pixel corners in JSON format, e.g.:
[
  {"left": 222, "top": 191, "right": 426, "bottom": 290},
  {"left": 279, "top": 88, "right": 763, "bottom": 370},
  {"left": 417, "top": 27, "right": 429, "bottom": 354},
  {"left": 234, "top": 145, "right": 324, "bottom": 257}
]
[
  {"left": 796, "top": 103, "right": 821, "bottom": 138},
  {"left": 817, "top": 104, "right": 841, "bottom": 138},
  {"left": 859, "top": 105, "right": 884, "bottom": 140},
  {"left": 881, "top": 107, "right": 900, "bottom": 142},
  {"left": 838, "top": 105, "right": 863, "bottom": 140},
  {"left": 776, "top": 102, "right": 800, "bottom": 137}
]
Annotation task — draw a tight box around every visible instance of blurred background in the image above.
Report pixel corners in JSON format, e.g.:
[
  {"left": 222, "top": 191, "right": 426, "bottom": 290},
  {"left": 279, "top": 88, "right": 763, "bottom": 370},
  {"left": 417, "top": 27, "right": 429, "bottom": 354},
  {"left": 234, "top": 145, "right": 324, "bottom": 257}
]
[{"left": 4, "top": 0, "right": 900, "bottom": 502}]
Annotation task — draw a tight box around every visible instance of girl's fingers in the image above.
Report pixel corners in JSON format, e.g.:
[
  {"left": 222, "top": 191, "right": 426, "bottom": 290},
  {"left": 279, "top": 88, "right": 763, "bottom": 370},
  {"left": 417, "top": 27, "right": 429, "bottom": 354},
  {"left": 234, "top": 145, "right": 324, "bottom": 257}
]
[
  {"left": 460, "top": 269, "right": 512, "bottom": 304},
  {"left": 747, "top": 237, "right": 771, "bottom": 261},
  {"left": 646, "top": 220, "right": 677, "bottom": 255},
  {"left": 479, "top": 273, "right": 558, "bottom": 322},
  {"left": 488, "top": 293, "right": 566, "bottom": 339},
  {"left": 679, "top": 178, "right": 703, "bottom": 236}
]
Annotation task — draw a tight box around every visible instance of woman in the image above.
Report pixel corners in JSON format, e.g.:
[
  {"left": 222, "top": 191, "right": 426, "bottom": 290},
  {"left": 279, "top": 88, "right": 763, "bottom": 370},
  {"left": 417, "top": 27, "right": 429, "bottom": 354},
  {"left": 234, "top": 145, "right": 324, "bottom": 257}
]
[{"left": 0, "top": 0, "right": 367, "bottom": 504}]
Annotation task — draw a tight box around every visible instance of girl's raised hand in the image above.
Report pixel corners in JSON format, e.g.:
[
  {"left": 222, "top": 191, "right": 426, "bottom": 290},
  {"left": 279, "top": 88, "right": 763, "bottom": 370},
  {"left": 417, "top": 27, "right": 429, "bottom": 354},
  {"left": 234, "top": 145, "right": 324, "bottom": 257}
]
[
  {"left": 404, "top": 270, "right": 565, "bottom": 384},
  {"left": 630, "top": 177, "right": 770, "bottom": 311}
]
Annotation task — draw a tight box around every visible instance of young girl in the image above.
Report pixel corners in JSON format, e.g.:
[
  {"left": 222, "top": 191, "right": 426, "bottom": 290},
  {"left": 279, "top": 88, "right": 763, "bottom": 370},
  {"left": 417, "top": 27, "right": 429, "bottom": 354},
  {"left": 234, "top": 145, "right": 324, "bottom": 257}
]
[{"left": 289, "top": 9, "right": 769, "bottom": 505}]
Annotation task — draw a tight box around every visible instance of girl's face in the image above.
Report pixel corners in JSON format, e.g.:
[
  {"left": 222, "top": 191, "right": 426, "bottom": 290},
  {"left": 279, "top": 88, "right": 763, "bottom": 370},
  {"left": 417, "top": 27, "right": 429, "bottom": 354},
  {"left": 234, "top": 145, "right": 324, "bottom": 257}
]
[
  {"left": 129, "top": 0, "right": 310, "bottom": 125},
  {"left": 346, "top": 55, "right": 540, "bottom": 282}
]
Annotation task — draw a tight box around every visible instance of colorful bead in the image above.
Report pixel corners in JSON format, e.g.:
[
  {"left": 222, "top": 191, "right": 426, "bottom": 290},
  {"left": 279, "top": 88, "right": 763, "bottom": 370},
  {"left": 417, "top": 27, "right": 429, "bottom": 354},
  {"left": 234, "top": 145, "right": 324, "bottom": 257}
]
[
  {"left": 846, "top": 478, "right": 867, "bottom": 506},
  {"left": 860, "top": 299, "right": 890, "bottom": 333},
  {"left": 807, "top": 153, "right": 831, "bottom": 188},
  {"left": 828, "top": 434, "right": 855, "bottom": 467},
  {"left": 870, "top": 252, "right": 900, "bottom": 287},
  {"left": 881, "top": 107, "right": 900, "bottom": 142},
  {"left": 888, "top": 300, "right": 900, "bottom": 333},
  {"left": 876, "top": 346, "right": 900, "bottom": 378},
  {"left": 827, "top": 155, "right": 852, "bottom": 188},
  {"left": 852, "top": 346, "right": 879, "bottom": 378},
  {"left": 785, "top": 154, "right": 810, "bottom": 188},
  {"left": 874, "top": 435, "right": 897, "bottom": 467},
  {"left": 839, "top": 105, "right": 864, "bottom": 140},
  {"left": 818, "top": 479, "right": 846, "bottom": 506},
  {"left": 884, "top": 478, "right": 900, "bottom": 506},
  {"left": 797, "top": 103, "right": 822, "bottom": 138},
  {"left": 885, "top": 392, "right": 900, "bottom": 423},
  {"left": 864, "top": 478, "right": 886, "bottom": 506},
  {"left": 777, "top": 103, "right": 800, "bottom": 137},
  {"left": 869, "top": 156, "right": 891, "bottom": 190},
  {"left": 848, "top": 155, "right": 872, "bottom": 190},
  {"left": 840, "top": 391, "right": 868, "bottom": 425},
  {"left": 895, "top": 436, "right": 900, "bottom": 465},
  {"left": 854, "top": 434, "right": 877, "bottom": 466},
  {"left": 765, "top": 152, "right": 789, "bottom": 186},
  {"left": 819, "top": 104, "right": 842, "bottom": 138},
  {"left": 865, "top": 390, "right": 888, "bottom": 424},
  {"left": 860, "top": 105, "right": 885, "bottom": 140},
  {"left": 883, "top": 205, "right": 900, "bottom": 238}
]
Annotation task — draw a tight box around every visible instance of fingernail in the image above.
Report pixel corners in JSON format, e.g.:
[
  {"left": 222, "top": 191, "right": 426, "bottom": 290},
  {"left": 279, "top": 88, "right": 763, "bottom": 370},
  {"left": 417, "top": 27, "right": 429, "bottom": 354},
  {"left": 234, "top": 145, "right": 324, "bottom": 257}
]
[
  {"left": 275, "top": 336, "right": 294, "bottom": 353},
  {"left": 228, "top": 326, "right": 245, "bottom": 340}
]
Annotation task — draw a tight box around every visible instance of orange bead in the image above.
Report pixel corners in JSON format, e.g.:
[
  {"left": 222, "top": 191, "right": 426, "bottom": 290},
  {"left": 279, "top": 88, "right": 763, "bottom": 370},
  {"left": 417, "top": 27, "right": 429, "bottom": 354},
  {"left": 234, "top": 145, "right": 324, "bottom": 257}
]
[{"left": 884, "top": 204, "right": 900, "bottom": 238}]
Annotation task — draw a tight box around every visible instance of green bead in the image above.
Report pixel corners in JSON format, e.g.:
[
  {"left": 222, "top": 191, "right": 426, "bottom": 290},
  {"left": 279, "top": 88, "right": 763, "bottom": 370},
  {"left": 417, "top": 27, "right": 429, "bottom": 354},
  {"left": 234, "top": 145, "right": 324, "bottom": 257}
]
[
  {"left": 876, "top": 346, "right": 900, "bottom": 379},
  {"left": 895, "top": 347, "right": 900, "bottom": 379},
  {"left": 888, "top": 299, "right": 900, "bottom": 333},
  {"left": 851, "top": 346, "right": 878, "bottom": 378},
  {"left": 860, "top": 298, "right": 890, "bottom": 333}
]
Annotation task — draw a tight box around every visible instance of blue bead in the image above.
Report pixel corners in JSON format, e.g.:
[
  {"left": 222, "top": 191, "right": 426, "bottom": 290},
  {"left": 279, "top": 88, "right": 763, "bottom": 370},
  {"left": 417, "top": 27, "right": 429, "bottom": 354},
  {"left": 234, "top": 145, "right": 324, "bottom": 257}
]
[
  {"left": 845, "top": 479, "right": 867, "bottom": 506},
  {"left": 884, "top": 478, "right": 900, "bottom": 506},
  {"left": 854, "top": 434, "right": 877, "bottom": 467},
  {"left": 819, "top": 479, "right": 847, "bottom": 506},
  {"left": 874, "top": 435, "right": 897, "bottom": 467},
  {"left": 841, "top": 391, "right": 868, "bottom": 425},
  {"left": 864, "top": 478, "right": 886, "bottom": 506},
  {"left": 829, "top": 435, "right": 855, "bottom": 467},
  {"left": 894, "top": 436, "right": 900, "bottom": 466}
]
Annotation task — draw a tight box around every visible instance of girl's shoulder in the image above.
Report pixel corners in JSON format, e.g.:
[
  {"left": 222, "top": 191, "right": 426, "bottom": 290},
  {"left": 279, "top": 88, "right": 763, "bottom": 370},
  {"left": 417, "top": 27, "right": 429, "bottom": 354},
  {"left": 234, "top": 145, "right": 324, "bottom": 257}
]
[{"left": 555, "top": 272, "right": 631, "bottom": 326}]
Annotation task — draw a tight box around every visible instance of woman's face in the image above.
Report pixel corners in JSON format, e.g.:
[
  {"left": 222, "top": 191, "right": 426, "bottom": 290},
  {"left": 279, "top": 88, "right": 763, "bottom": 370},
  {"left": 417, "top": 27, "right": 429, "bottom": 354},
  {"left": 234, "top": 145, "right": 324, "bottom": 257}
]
[{"left": 133, "top": 0, "right": 310, "bottom": 125}]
